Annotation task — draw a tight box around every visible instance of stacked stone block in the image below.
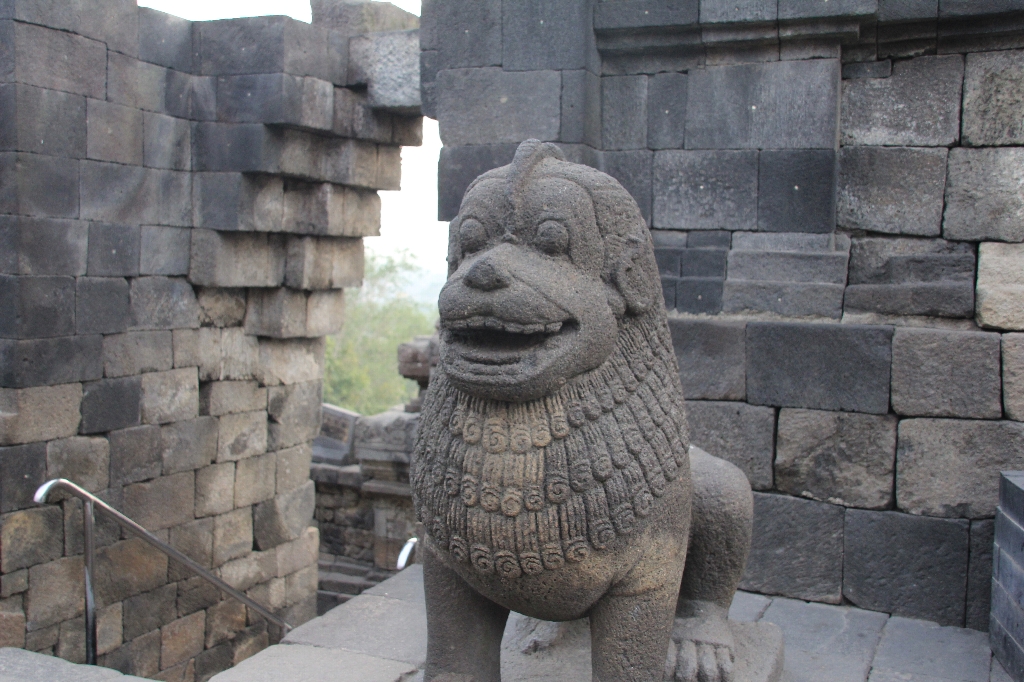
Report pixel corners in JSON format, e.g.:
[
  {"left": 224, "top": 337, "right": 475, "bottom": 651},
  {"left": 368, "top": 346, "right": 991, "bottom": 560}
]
[
  {"left": 425, "top": 0, "right": 1024, "bottom": 630},
  {"left": 992, "top": 472, "right": 1024, "bottom": 679},
  {"left": 0, "top": 0, "right": 422, "bottom": 678}
]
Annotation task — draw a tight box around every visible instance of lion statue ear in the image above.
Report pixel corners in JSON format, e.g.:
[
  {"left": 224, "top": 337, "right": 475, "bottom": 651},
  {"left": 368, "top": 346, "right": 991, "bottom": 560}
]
[{"left": 613, "top": 237, "right": 658, "bottom": 316}]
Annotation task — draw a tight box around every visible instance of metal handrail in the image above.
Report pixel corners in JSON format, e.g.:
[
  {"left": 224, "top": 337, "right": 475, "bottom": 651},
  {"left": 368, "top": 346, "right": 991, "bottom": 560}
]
[{"left": 35, "top": 479, "right": 292, "bottom": 665}]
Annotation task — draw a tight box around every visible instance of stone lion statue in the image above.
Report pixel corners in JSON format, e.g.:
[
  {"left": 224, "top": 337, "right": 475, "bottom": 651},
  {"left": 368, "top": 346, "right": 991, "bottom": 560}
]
[{"left": 412, "top": 140, "right": 764, "bottom": 682}]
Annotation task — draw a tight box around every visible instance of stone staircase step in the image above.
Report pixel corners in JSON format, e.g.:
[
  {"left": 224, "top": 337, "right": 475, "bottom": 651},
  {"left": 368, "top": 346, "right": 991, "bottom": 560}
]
[{"left": 320, "top": 571, "right": 377, "bottom": 594}]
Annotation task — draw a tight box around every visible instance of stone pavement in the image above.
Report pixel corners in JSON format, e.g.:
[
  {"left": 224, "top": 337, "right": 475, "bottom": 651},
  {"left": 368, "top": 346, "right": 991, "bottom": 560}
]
[{"left": 0, "top": 565, "right": 1013, "bottom": 681}]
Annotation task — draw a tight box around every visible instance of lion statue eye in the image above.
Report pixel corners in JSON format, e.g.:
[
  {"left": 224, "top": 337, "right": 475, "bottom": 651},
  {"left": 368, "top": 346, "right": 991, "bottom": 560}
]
[
  {"left": 534, "top": 220, "right": 568, "bottom": 255},
  {"left": 459, "top": 218, "right": 488, "bottom": 255}
]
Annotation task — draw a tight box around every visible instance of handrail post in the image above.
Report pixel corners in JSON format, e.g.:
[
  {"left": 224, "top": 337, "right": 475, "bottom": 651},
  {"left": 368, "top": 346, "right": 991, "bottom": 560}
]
[{"left": 83, "top": 499, "right": 97, "bottom": 665}]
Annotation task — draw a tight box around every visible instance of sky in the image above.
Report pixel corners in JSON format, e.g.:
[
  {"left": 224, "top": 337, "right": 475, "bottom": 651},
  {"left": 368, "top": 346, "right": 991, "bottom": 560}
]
[{"left": 138, "top": 0, "right": 450, "bottom": 302}]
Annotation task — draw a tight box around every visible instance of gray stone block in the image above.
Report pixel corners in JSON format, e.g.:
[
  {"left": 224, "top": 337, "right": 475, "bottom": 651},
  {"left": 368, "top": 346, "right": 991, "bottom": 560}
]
[
  {"left": 436, "top": 68, "right": 561, "bottom": 146},
  {"left": 967, "top": 519, "right": 993, "bottom": 631},
  {"left": 741, "top": 492, "right": 845, "bottom": 603},
  {"left": 103, "top": 331, "right": 173, "bottom": 378},
  {"left": 647, "top": 72, "right": 687, "bottom": 150},
  {"left": 73, "top": 0, "right": 139, "bottom": 58},
  {"left": 873, "top": 615, "right": 991, "bottom": 680},
  {"left": 140, "top": 226, "right": 190, "bottom": 276},
  {"left": 166, "top": 72, "right": 216, "bottom": 121},
  {"left": 600, "top": 149, "right": 653, "bottom": 225},
  {"left": 602, "top": 75, "right": 648, "bottom": 151},
  {"left": 847, "top": 236, "right": 975, "bottom": 288},
  {"left": 944, "top": 148, "right": 1024, "bottom": 243},
  {"left": 680, "top": 248, "right": 727, "bottom": 278},
  {"left": 776, "top": 409, "right": 896, "bottom": 509},
  {"left": 285, "top": 235, "right": 363, "bottom": 290},
  {"left": 1000, "top": 472, "right": 1024, "bottom": 528},
  {"left": 502, "top": 0, "right": 589, "bottom": 70},
  {"left": 0, "top": 441, "right": 45, "bottom": 513},
  {"left": 267, "top": 380, "right": 322, "bottom": 451},
  {"left": 138, "top": 7, "right": 192, "bottom": 72},
  {"left": 661, "top": 277, "right": 677, "bottom": 309},
  {"left": 0, "top": 274, "right": 75, "bottom": 339},
  {"left": 686, "top": 59, "right": 840, "bottom": 150},
  {"left": 940, "top": 0, "right": 1024, "bottom": 17},
  {"left": 0, "top": 336, "right": 102, "bottom": 388},
  {"left": 977, "top": 243, "right": 1024, "bottom": 331},
  {"left": 897, "top": 418, "right": 1024, "bottom": 518},
  {"left": 669, "top": 318, "right": 746, "bottom": 401},
  {"left": 878, "top": 0, "right": 938, "bottom": 20},
  {"left": 129, "top": 277, "right": 199, "bottom": 330},
  {"left": 653, "top": 150, "right": 758, "bottom": 230},
  {"left": 0, "top": 152, "right": 80, "bottom": 219},
  {"left": 687, "top": 401, "right": 775, "bottom": 489},
  {"left": 675, "top": 277, "right": 724, "bottom": 314},
  {"left": 1006, "top": 334, "right": 1024, "bottom": 421},
  {"left": 963, "top": 49, "right": 1024, "bottom": 146},
  {"left": 80, "top": 162, "right": 191, "bottom": 227},
  {"left": 778, "top": 0, "right": 876, "bottom": 17},
  {"left": 1, "top": 506, "right": 64, "bottom": 574},
  {"left": 844, "top": 283, "right": 976, "bottom": 319},
  {"left": 757, "top": 150, "right": 836, "bottom": 234},
  {"left": 891, "top": 328, "right": 1003, "bottom": 419},
  {"left": 2, "top": 22, "right": 106, "bottom": 99},
  {"left": 254, "top": 479, "right": 315, "bottom": 549},
  {"left": 0, "top": 83, "right": 86, "bottom": 158},
  {"left": 436, "top": 143, "right": 518, "bottom": 221},
  {"left": 841, "top": 60, "right": 893, "bottom": 79},
  {"left": 217, "top": 74, "right": 333, "bottom": 131},
  {"left": 108, "top": 424, "right": 161, "bottom": 485},
  {"left": 593, "top": 0, "right": 699, "bottom": 29},
  {"left": 142, "top": 112, "right": 189, "bottom": 171},
  {"left": 651, "top": 230, "right": 688, "bottom": 248},
  {"left": 189, "top": 230, "right": 286, "bottom": 288},
  {"left": 86, "top": 99, "right": 143, "bottom": 166},
  {"left": 348, "top": 30, "right": 420, "bottom": 112},
  {"left": 192, "top": 173, "right": 283, "bottom": 232},
  {"left": 700, "top": 0, "right": 777, "bottom": 22},
  {"left": 80, "top": 376, "right": 142, "bottom": 434},
  {"left": 419, "top": 0, "right": 501, "bottom": 68},
  {"left": 76, "top": 277, "right": 130, "bottom": 335},
  {"left": 197, "top": 16, "right": 329, "bottom": 80},
  {"left": 87, "top": 223, "right": 140, "bottom": 277},
  {"left": 723, "top": 281, "right": 846, "bottom": 319},
  {"left": 561, "top": 70, "right": 600, "bottom": 147},
  {"left": 0, "top": 0, "right": 76, "bottom": 30},
  {"left": 0, "top": 216, "right": 86, "bottom": 276},
  {"left": 844, "top": 509, "right": 969, "bottom": 626},
  {"left": 162, "top": 417, "right": 218, "bottom": 475},
  {"left": 688, "top": 231, "right": 731, "bottom": 248},
  {"left": 655, "top": 248, "right": 680, "bottom": 277},
  {"left": 728, "top": 251, "right": 849, "bottom": 285},
  {"left": 747, "top": 322, "right": 893, "bottom": 414},
  {"left": 842, "top": 55, "right": 964, "bottom": 146},
  {"left": 837, "top": 146, "right": 948, "bottom": 237}
]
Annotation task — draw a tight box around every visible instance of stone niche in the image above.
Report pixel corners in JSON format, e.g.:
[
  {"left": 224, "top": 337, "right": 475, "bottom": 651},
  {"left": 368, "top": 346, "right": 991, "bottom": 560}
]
[
  {"left": 424, "top": 0, "right": 1024, "bottom": 630},
  {"left": 0, "top": 0, "right": 422, "bottom": 679}
]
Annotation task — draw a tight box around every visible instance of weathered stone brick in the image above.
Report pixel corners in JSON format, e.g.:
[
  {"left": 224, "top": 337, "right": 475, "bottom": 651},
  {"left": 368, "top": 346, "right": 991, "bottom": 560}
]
[
  {"left": 109, "top": 425, "right": 163, "bottom": 489},
  {"left": 844, "top": 509, "right": 969, "bottom": 626},
  {"left": 285, "top": 564, "right": 318, "bottom": 606},
  {"left": 86, "top": 223, "right": 140, "bottom": 278},
  {"left": 285, "top": 236, "right": 363, "bottom": 290},
  {"left": 944, "top": 149, "right": 1024, "bottom": 243},
  {"left": 140, "top": 226, "right": 191, "bottom": 277},
  {"left": 123, "top": 472, "right": 195, "bottom": 531},
  {"left": 76, "top": 277, "right": 131, "bottom": 335},
  {"left": 200, "top": 381, "right": 266, "bottom": 417},
  {"left": 26, "top": 556, "right": 84, "bottom": 630},
  {"left": 898, "top": 418, "right": 1024, "bottom": 518},
  {"left": 727, "top": 249, "right": 849, "bottom": 284},
  {"left": 267, "top": 381, "right": 322, "bottom": 452},
  {"left": 79, "top": 162, "right": 190, "bottom": 227},
  {"left": 235, "top": 453, "right": 277, "bottom": 508},
  {"left": 141, "top": 368, "right": 199, "bottom": 425},
  {"left": 0, "top": 383, "right": 81, "bottom": 446},
  {"left": 842, "top": 55, "right": 964, "bottom": 146},
  {"left": 653, "top": 150, "right": 758, "bottom": 231},
  {"left": 601, "top": 75, "right": 647, "bottom": 151},
  {"left": 0, "top": 506, "right": 63, "bottom": 573},
  {"left": 1006, "top": 334, "right": 1024, "bottom": 421},
  {"left": 196, "top": 15, "right": 330, "bottom": 80},
  {"left": 46, "top": 436, "right": 109, "bottom": 492},
  {"left": 0, "top": 336, "right": 103, "bottom": 388},
  {"left": 23, "top": 621, "right": 57, "bottom": 652},
  {"left": 275, "top": 525, "right": 319, "bottom": 578},
  {"left": 212, "top": 507, "right": 253, "bottom": 567},
  {"left": 436, "top": 143, "right": 518, "bottom": 221},
  {"left": 776, "top": 409, "right": 896, "bottom": 509},
  {"left": 0, "top": 83, "right": 86, "bottom": 159},
  {"left": 167, "top": 517, "right": 214, "bottom": 582},
  {"left": 195, "top": 462, "right": 235, "bottom": 518},
  {"left": 0, "top": 274, "right": 75, "bottom": 338},
  {"left": 161, "top": 611, "right": 205, "bottom": 669},
  {"left": 192, "top": 173, "right": 283, "bottom": 232},
  {"left": 741, "top": 493, "right": 845, "bottom": 604},
  {"left": 130, "top": 277, "right": 200, "bottom": 331},
  {"left": 757, "top": 150, "right": 837, "bottom": 234},
  {"left": 647, "top": 72, "right": 687, "bottom": 150},
  {"left": 285, "top": 182, "right": 381, "bottom": 238},
  {"left": 196, "top": 288, "right": 247, "bottom": 328},
  {"left": 725, "top": 278, "right": 845, "bottom": 318},
  {"left": 276, "top": 443, "right": 312, "bottom": 494},
  {"left": 96, "top": 601, "right": 123, "bottom": 656},
  {"left": 0, "top": 608, "right": 25, "bottom": 648},
  {"left": 5, "top": 22, "right": 106, "bottom": 98},
  {"left": 436, "top": 68, "right": 561, "bottom": 146},
  {"left": 74, "top": 0, "right": 139, "bottom": 58},
  {"left": 217, "top": 411, "right": 268, "bottom": 462},
  {"left": 0, "top": 569, "right": 27, "bottom": 598},
  {"left": 256, "top": 338, "right": 325, "bottom": 387},
  {"left": 247, "top": 576, "right": 286, "bottom": 613},
  {"left": 217, "top": 549, "right": 276, "bottom": 593},
  {"left": 123, "top": 584, "right": 177, "bottom": 641},
  {"left": 189, "top": 230, "right": 286, "bottom": 288},
  {"left": 0, "top": 442, "right": 44, "bottom": 513},
  {"left": 221, "top": 329, "right": 261, "bottom": 381},
  {"left": 977, "top": 242, "right": 1024, "bottom": 330},
  {"left": 142, "top": 112, "right": 190, "bottom": 171},
  {"left": 963, "top": 49, "right": 1024, "bottom": 146},
  {"left": 253, "top": 480, "right": 315, "bottom": 549},
  {"left": 104, "top": 331, "right": 173, "bottom": 378},
  {"left": 747, "top": 322, "right": 893, "bottom": 414},
  {"left": 171, "top": 328, "right": 221, "bottom": 382},
  {"left": 0, "top": 216, "right": 87, "bottom": 277},
  {"left": 967, "top": 518, "right": 994, "bottom": 631},
  {"left": 837, "top": 146, "right": 948, "bottom": 237},
  {"left": 244, "top": 289, "right": 345, "bottom": 339},
  {"left": 87, "top": 99, "right": 143, "bottom": 165},
  {"left": 891, "top": 328, "right": 1003, "bottom": 418},
  {"left": 687, "top": 401, "right": 774, "bottom": 490},
  {"left": 80, "top": 377, "right": 142, "bottom": 434},
  {"left": 100, "top": 628, "right": 161, "bottom": 678},
  {"left": 138, "top": 6, "right": 193, "bottom": 72},
  {"left": 0, "top": 151, "right": 79, "bottom": 219},
  {"left": 205, "top": 599, "right": 246, "bottom": 648},
  {"left": 162, "top": 417, "right": 218, "bottom": 475}
]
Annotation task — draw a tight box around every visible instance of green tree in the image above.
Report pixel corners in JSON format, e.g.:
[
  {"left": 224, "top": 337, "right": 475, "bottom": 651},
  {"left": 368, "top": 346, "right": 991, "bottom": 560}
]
[{"left": 323, "top": 251, "right": 439, "bottom": 416}]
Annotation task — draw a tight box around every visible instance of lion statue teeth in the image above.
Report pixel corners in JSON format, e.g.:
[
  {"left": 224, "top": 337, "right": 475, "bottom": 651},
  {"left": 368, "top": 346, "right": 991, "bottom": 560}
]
[{"left": 412, "top": 140, "right": 767, "bottom": 682}]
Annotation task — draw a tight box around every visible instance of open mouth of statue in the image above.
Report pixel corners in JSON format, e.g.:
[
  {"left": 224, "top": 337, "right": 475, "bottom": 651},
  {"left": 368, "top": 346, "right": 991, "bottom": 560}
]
[{"left": 442, "top": 317, "right": 577, "bottom": 367}]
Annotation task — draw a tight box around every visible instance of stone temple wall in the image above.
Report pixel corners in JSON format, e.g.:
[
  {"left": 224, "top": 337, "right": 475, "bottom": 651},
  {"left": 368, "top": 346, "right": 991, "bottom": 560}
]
[
  {"left": 424, "top": 0, "right": 1024, "bottom": 630},
  {"left": 0, "top": 0, "right": 422, "bottom": 679}
]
